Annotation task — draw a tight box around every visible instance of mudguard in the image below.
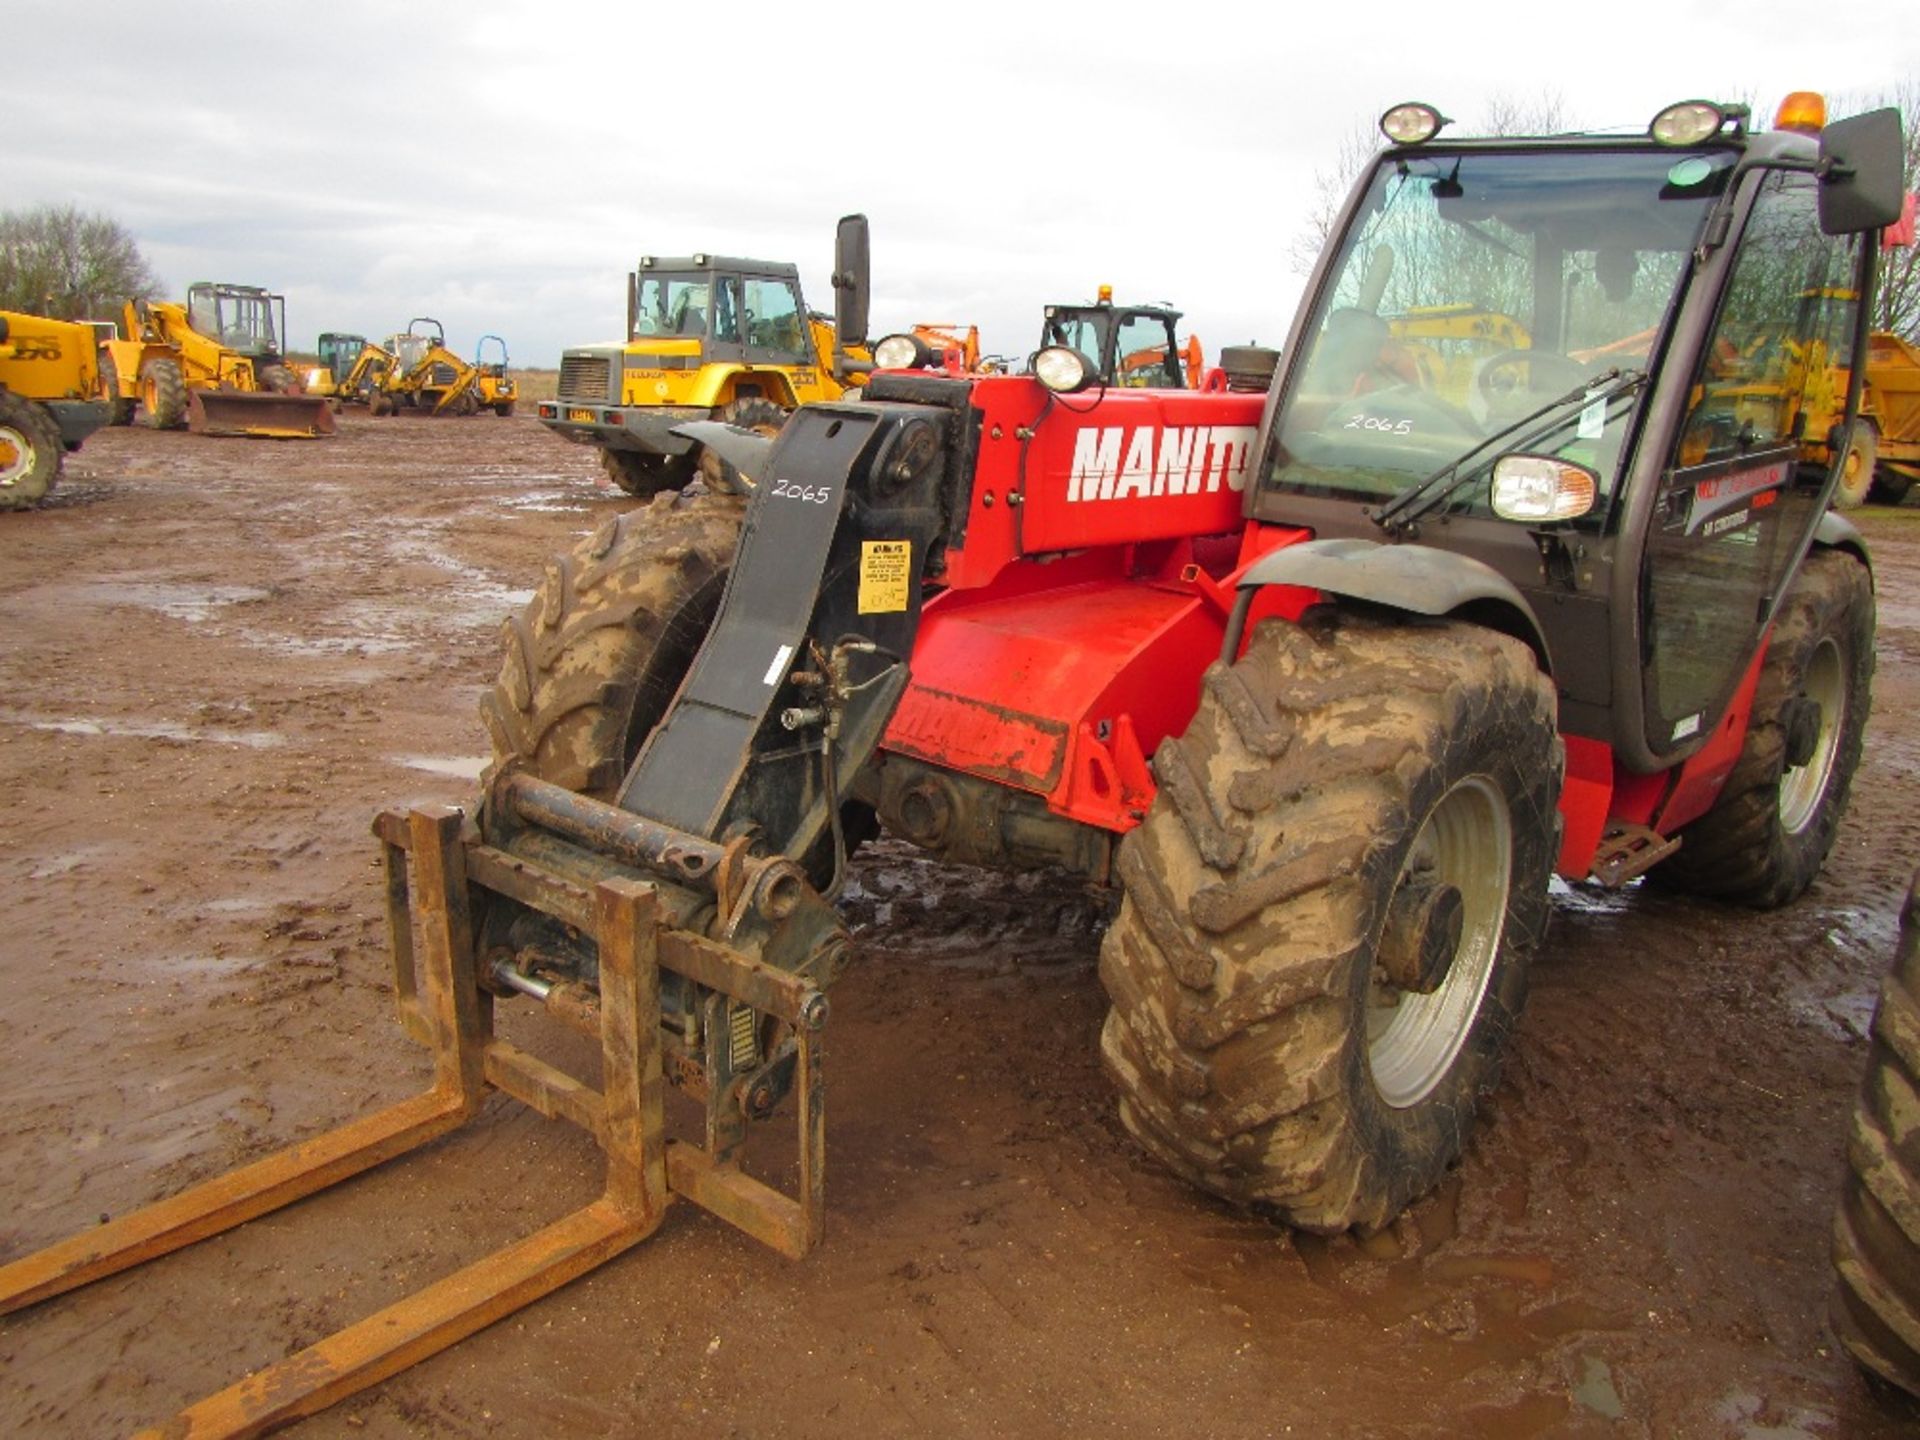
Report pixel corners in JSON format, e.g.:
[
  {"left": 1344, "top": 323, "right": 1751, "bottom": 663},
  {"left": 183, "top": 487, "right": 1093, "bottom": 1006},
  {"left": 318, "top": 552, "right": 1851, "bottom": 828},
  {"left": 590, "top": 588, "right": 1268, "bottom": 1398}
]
[
  {"left": 1238, "top": 536, "right": 1550, "bottom": 664},
  {"left": 1814, "top": 508, "right": 1873, "bottom": 577},
  {"left": 671, "top": 418, "right": 777, "bottom": 480}
]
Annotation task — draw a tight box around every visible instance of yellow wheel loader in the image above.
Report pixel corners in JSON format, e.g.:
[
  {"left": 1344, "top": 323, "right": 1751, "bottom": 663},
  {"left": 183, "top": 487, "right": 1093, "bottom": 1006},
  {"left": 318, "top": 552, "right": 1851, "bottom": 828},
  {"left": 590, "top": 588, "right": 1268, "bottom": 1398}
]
[
  {"left": 537, "top": 217, "right": 870, "bottom": 497},
  {"left": 305, "top": 331, "right": 393, "bottom": 407},
  {"left": 99, "top": 283, "right": 336, "bottom": 438},
  {"left": 0, "top": 310, "right": 108, "bottom": 509}
]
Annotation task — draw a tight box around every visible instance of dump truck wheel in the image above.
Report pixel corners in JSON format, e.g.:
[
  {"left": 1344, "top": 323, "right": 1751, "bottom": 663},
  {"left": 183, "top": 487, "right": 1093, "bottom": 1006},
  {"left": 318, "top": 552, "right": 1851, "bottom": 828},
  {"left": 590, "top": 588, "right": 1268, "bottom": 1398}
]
[
  {"left": 481, "top": 490, "right": 747, "bottom": 798},
  {"left": 698, "top": 397, "right": 788, "bottom": 495},
  {"left": 599, "top": 446, "right": 694, "bottom": 499},
  {"left": 139, "top": 357, "right": 187, "bottom": 430},
  {"left": 99, "top": 352, "right": 135, "bottom": 426},
  {"left": 1832, "top": 422, "right": 1879, "bottom": 510},
  {"left": 1651, "top": 548, "right": 1872, "bottom": 908},
  {"left": 494, "top": 401, "right": 515, "bottom": 418},
  {"left": 258, "top": 364, "right": 300, "bottom": 395},
  {"left": 1099, "top": 613, "right": 1561, "bottom": 1233},
  {"left": 1832, "top": 870, "right": 1920, "bottom": 1398},
  {"left": 1871, "top": 468, "right": 1914, "bottom": 506},
  {"left": 0, "top": 393, "right": 63, "bottom": 510}
]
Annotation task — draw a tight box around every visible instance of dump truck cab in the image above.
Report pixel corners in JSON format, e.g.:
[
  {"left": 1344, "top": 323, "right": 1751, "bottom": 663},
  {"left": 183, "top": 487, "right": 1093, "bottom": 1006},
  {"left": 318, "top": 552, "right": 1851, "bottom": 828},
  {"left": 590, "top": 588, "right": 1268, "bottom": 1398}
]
[{"left": 538, "top": 245, "right": 862, "bottom": 496}]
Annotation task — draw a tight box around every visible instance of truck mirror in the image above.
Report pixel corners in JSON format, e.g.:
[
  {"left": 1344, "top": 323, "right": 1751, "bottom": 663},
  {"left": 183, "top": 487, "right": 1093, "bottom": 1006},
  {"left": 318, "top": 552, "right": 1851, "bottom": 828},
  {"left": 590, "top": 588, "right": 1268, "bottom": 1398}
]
[
  {"left": 833, "top": 214, "right": 871, "bottom": 346},
  {"left": 1819, "top": 107, "right": 1906, "bottom": 236}
]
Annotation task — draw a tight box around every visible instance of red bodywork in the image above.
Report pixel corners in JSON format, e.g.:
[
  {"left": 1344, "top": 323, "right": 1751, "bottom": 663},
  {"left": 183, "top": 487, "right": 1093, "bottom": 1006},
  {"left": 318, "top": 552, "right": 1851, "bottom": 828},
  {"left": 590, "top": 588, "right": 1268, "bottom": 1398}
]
[{"left": 877, "top": 375, "right": 1749, "bottom": 882}]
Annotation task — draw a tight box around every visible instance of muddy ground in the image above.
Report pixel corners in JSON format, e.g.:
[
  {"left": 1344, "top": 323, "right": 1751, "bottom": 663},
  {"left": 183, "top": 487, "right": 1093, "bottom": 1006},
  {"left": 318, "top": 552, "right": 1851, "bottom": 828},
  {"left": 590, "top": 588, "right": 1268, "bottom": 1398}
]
[{"left": 1, "top": 414, "right": 1918, "bottom": 1439}]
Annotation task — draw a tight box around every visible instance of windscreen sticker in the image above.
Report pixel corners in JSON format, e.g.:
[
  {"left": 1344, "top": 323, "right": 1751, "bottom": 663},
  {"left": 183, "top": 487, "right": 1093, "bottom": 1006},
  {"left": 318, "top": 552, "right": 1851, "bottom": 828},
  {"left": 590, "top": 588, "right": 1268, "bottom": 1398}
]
[
  {"left": 1672, "top": 712, "right": 1702, "bottom": 741},
  {"left": 858, "top": 540, "right": 911, "bottom": 614},
  {"left": 1577, "top": 396, "right": 1607, "bottom": 440},
  {"left": 1686, "top": 459, "right": 1788, "bottom": 534},
  {"left": 763, "top": 643, "right": 795, "bottom": 687}
]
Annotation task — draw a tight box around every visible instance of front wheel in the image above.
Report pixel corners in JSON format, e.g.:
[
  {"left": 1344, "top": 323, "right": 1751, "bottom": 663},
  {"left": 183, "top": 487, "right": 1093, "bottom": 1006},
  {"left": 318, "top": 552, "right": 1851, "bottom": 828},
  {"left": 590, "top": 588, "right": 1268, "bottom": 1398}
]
[
  {"left": 1652, "top": 548, "right": 1872, "bottom": 908},
  {"left": 140, "top": 356, "right": 187, "bottom": 430},
  {"left": 1099, "top": 613, "right": 1562, "bottom": 1233},
  {"left": 1832, "top": 870, "right": 1920, "bottom": 1396},
  {"left": 99, "top": 352, "right": 135, "bottom": 426},
  {"left": 0, "top": 393, "right": 63, "bottom": 509},
  {"left": 1832, "top": 421, "right": 1879, "bottom": 510}
]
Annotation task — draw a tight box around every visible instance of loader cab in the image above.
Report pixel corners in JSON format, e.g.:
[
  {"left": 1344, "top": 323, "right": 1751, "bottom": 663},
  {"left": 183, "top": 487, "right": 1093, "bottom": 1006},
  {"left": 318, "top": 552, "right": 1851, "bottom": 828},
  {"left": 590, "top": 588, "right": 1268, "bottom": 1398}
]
[
  {"left": 1249, "top": 97, "right": 1901, "bottom": 769},
  {"left": 317, "top": 333, "right": 368, "bottom": 378},
  {"left": 1040, "top": 291, "right": 1190, "bottom": 388},
  {"left": 628, "top": 256, "right": 811, "bottom": 365},
  {"left": 187, "top": 283, "right": 286, "bottom": 359}
]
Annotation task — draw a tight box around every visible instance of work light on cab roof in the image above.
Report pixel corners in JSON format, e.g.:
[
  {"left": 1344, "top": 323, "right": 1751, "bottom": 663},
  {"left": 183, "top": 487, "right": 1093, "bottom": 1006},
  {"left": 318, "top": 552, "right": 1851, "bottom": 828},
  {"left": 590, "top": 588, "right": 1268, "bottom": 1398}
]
[{"left": 1379, "top": 102, "right": 1447, "bottom": 144}]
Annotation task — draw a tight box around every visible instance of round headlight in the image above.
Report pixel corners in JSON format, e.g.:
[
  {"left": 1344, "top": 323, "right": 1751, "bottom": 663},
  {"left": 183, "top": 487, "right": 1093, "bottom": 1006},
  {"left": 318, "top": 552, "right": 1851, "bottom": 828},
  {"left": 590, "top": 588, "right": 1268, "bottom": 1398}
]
[
  {"left": 1380, "top": 102, "right": 1446, "bottom": 145},
  {"left": 873, "top": 333, "right": 928, "bottom": 370},
  {"left": 1033, "top": 346, "right": 1096, "bottom": 394},
  {"left": 1650, "top": 100, "right": 1726, "bottom": 146}
]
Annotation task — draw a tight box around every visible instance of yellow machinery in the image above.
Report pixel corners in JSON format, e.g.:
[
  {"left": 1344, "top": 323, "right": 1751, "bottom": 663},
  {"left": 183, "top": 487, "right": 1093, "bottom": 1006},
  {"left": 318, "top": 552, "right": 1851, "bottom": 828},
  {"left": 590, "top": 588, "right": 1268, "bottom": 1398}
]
[
  {"left": 99, "top": 282, "right": 335, "bottom": 438},
  {"left": 305, "top": 332, "right": 393, "bottom": 407},
  {"left": 0, "top": 310, "right": 108, "bottom": 509},
  {"left": 369, "top": 319, "right": 513, "bottom": 417},
  {"left": 536, "top": 216, "right": 870, "bottom": 495}
]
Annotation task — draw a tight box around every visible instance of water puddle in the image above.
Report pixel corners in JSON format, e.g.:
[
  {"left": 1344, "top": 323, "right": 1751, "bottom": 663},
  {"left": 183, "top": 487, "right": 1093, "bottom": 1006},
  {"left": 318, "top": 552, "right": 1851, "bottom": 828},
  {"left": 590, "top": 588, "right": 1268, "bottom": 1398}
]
[
  {"left": 63, "top": 581, "right": 271, "bottom": 622},
  {"left": 0, "top": 710, "right": 285, "bottom": 749},
  {"left": 389, "top": 753, "right": 488, "bottom": 780},
  {"left": 27, "top": 844, "right": 111, "bottom": 880}
]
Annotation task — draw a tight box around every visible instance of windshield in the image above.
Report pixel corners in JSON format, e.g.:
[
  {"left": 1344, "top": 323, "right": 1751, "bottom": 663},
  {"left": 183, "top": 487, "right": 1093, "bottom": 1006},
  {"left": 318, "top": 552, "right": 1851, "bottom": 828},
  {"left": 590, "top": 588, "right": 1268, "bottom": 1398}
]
[
  {"left": 192, "top": 288, "right": 281, "bottom": 354},
  {"left": 634, "top": 273, "right": 712, "bottom": 338},
  {"left": 1262, "top": 146, "right": 1736, "bottom": 523}
]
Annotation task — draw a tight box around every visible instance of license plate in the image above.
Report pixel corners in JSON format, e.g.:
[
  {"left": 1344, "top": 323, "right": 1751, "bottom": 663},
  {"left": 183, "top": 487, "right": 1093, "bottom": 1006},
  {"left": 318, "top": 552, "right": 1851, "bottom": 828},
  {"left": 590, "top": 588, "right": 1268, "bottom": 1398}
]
[{"left": 568, "top": 408, "right": 595, "bottom": 423}]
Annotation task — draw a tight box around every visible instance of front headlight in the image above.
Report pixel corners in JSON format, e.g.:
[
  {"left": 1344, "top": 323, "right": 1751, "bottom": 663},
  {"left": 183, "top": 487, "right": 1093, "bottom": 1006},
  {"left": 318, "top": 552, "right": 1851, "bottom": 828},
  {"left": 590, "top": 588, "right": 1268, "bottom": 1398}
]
[
  {"left": 1490, "top": 455, "right": 1598, "bottom": 522},
  {"left": 1033, "top": 346, "right": 1097, "bottom": 394},
  {"left": 873, "top": 333, "right": 930, "bottom": 370}
]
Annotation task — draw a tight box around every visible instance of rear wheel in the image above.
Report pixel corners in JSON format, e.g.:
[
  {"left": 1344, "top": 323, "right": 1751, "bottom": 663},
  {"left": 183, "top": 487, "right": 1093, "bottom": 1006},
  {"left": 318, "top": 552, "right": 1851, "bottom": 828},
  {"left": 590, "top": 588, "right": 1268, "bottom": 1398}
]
[
  {"left": 1832, "top": 871, "right": 1920, "bottom": 1397},
  {"left": 139, "top": 357, "right": 187, "bottom": 430},
  {"left": 258, "top": 363, "right": 300, "bottom": 395},
  {"left": 1833, "top": 421, "right": 1879, "bottom": 510},
  {"left": 1871, "top": 467, "right": 1915, "bottom": 507},
  {"left": 599, "top": 446, "right": 695, "bottom": 499},
  {"left": 1099, "top": 613, "right": 1561, "bottom": 1232},
  {"left": 481, "top": 490, "right": 747, "bottom": 797},
  {"left": 1652, "top": 548, "right": 1873, "bottom": 908},
  {"left": 99, "top": 352, "right": 135, "bottom": 426},
  {"left": 697, "top": 396, "right": 788, "bottom": 495},
  {"left": 0, "top": 393, "right": 63, "bottom": 509},
  {"left": 494, "top": 401, "right": 515, "bottom": 418}
]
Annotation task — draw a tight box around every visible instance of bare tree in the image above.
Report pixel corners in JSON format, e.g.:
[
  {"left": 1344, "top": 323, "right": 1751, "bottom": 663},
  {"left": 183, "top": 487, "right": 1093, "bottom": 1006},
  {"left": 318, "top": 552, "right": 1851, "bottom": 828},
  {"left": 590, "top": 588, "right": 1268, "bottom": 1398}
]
[
  {"left": 1839, "top": 79, "right": 1919, "bottom": 338},
  {"left": 0, "top": 206, "right": 160, "bottom": 320}
]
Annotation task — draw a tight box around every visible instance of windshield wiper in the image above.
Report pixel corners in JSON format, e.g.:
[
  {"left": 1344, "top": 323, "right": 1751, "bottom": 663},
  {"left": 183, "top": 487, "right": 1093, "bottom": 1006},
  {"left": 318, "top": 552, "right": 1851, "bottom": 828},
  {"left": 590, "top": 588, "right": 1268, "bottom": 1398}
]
[{"left": 1370, "top": 366, "right": 1647, "bottom": 535}]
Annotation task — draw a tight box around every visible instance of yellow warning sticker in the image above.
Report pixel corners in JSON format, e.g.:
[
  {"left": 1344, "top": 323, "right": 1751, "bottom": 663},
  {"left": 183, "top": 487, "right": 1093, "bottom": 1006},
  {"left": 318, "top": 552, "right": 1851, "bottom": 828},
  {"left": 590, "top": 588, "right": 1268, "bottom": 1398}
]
[{"left": 858, "top": 539, "right": 911, "bottom": 614}]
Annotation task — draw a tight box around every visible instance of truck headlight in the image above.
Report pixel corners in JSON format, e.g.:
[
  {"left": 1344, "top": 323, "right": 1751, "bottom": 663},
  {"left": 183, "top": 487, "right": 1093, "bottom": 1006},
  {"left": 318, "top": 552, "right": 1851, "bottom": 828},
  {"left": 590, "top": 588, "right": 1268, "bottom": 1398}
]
[
  {"left": 1033, "top": 346, "right": 1097, "bottom": 394},
  {"left": 873, "top": 334, "right": 930, "bottom": 370},
  {"left": 1490, "top": 456, "right": 1597, "bottom": 522}
]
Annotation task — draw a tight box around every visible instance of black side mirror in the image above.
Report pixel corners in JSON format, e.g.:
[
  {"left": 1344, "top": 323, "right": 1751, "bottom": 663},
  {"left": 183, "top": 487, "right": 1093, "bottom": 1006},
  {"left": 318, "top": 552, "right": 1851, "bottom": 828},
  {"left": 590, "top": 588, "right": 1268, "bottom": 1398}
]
[
  {"left": 1820, "top": 107, "right": 1906, "bottom": 235},
  {"left": 832, "top": 214, "right": 871, "bottom": 354}
]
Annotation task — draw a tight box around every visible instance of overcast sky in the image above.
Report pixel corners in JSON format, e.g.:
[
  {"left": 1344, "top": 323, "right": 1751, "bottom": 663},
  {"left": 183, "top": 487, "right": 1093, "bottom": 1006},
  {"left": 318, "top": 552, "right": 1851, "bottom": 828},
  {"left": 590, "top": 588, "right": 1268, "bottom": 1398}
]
[{"left": 11, "top": 2, "right": 1916, "bottom": 367}]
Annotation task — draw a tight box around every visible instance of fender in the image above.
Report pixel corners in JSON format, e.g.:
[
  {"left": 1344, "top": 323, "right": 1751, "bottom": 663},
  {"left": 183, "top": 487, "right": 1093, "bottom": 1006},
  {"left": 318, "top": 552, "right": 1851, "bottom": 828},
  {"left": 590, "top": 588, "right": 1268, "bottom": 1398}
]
[
  {"left": 1237, "top": 536, "right": 1551, "bottom": 669},
  {"left": 1813, "top": 508, "right": 1873, "bottom": 579},
  {"left": 671, "top": 419, "right": 776, "bottom": 479}
]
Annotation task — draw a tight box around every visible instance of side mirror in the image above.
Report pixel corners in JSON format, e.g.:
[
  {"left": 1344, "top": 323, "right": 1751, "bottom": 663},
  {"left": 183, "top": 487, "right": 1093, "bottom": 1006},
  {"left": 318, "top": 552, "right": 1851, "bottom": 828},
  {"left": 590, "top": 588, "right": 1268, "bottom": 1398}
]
[
  {"left": 1819, "top": 107, "right": 1906, "bottom": 235},
  {"left": 832, "top": 214, "right": 871, "bottom": 355}
]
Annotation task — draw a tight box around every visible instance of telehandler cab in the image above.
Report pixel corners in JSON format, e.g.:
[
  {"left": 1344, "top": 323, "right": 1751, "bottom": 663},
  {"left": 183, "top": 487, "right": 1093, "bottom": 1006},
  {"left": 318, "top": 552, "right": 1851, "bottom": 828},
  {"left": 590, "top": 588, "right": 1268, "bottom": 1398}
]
[{"left": 0, "top": 95, "right": 1904, "bottom": 1435}]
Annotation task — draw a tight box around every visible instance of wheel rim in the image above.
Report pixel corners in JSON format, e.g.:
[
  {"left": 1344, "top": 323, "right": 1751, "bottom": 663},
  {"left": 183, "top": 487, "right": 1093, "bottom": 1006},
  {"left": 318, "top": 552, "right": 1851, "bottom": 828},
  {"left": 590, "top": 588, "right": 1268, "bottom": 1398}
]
[
  {"left": 1778, "top": 637, "right": 1844, "bottom": 834},
  {"left": 1368, "top": 775, "right": 1512, "bottom": 1109},
  {"left": 0, "top": 425, "right": 32, "bottom": 486}
]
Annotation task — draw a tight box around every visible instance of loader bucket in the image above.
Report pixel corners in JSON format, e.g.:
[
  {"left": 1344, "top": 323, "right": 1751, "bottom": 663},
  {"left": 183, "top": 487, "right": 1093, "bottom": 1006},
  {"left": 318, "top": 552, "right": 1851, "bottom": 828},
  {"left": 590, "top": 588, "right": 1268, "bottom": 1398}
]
[{"left": 187, "top": 388, "right": 337, "bottom": 438}]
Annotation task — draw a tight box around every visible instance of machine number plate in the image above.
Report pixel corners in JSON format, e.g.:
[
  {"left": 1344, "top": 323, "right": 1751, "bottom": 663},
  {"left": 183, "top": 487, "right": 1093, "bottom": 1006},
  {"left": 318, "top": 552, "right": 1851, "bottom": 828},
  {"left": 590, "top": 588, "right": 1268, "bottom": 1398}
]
[{"left": 567, "top": 408, "right": 594, "bottom": 423}]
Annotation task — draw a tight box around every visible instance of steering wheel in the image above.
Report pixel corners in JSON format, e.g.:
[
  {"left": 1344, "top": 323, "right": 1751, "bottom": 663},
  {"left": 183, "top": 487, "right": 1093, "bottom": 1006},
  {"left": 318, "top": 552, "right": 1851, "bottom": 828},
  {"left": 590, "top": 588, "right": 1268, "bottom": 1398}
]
[{"left": 1474, "top": 349, "right": 1592, "bottom": 407}]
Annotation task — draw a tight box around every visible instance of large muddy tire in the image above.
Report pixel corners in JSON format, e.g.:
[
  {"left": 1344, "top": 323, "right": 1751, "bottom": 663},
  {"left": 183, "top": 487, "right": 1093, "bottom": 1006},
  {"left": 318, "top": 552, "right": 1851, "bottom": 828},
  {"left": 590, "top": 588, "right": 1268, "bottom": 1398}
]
[
  {"left": 697, "top": 396, "right": 788, "bottom": 495},
  {"left": 1832, "top": 871, "right": 1920, "bottom": 1396},
  {"left": 139, "top": 356, "right": 187, "bottom": 430},
  {"left": 99, "top": 352, "right": 135, "bottom": 426},
  {"left": 599, "top": 446, "right": 695, "bottom": 499},
  {"left": 481, "top": 490, "right": 746, "bottom": 797},
  {"left": 258, "top": 363, "right": 300, "bottom": 395},
  {"left": 1652, "top": 548, "right": 1872, "bottom": 908},
  {"left": 0, "top": 393, "right": 63, "bottom": 510},
  {"left": 1871, "top": 467, "right": 1914, "bottom": 507},
  {"left": 1099, "top": 613, "right": 1562, "bottom": 1233},
  {"left": 494, "top": 400, "right": 515, "bottom": 418},
  {"left": 1833, "top": 421, "right": 1879, "bottom": 510}
]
